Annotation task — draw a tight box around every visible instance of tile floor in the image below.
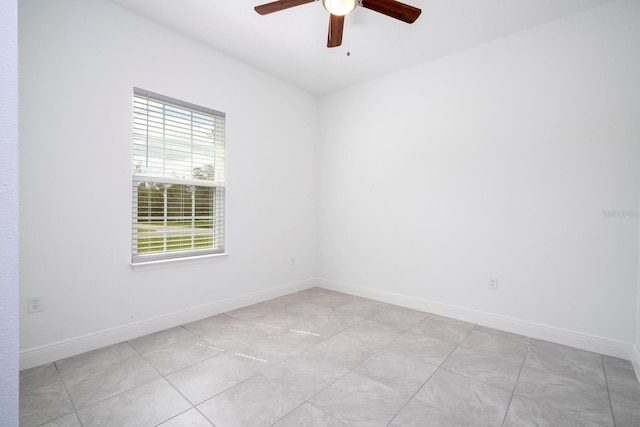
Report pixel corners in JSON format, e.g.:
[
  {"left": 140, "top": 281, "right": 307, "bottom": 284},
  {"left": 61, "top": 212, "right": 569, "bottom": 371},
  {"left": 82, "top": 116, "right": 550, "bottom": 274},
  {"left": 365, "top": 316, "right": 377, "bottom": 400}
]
[{"left": 19, "top": 287, "right": 640, "bottom": 426}]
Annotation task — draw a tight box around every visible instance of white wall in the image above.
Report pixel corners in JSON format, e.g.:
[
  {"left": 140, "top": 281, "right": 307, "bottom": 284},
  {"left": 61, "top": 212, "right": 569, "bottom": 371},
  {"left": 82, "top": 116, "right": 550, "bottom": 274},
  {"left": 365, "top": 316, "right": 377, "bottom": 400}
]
[
  {"left": 19, "top": 0, "right": 640, "bottom": 370},
  {"left": 0, "top": 0, "right": 19, "bottom": 422},
  {"left": 318, "top": 0, "right": 640, "bottom": 347},
  {"left": 19, "top": 0, "right": 318, "bottom": 361},
  {"left": 636, "top": 179, "right": 640, "bottom": 366}
]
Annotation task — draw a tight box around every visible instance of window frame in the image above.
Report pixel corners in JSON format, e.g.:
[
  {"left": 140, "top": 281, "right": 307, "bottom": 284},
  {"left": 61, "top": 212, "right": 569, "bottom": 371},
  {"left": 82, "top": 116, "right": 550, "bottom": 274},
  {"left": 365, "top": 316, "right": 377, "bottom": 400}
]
[{"left": 131, "top": 88, "right": 225, "bottom": 264}]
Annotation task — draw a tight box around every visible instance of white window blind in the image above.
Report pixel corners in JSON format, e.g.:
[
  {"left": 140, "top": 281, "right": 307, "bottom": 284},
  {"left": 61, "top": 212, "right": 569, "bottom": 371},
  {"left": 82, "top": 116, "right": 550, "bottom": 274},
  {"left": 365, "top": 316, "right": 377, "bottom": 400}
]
[{"left": 132, "top": 88, "right": 225, "bottom": 263}]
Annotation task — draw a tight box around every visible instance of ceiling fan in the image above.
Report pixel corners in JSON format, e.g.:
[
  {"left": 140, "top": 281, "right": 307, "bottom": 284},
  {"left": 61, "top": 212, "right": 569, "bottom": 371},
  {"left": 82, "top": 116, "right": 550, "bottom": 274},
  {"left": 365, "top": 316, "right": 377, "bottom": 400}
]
[{"left": 254, "top": 0, "right": 421, "bottom": 48}]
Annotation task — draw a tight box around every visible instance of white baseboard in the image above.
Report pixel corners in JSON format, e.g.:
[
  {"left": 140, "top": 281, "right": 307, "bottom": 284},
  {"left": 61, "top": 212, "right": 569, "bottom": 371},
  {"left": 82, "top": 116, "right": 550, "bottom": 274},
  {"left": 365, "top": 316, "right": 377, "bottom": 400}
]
[
  {"left": 632, "top": 345, "right": 640, "bottom": 383},
  {"left": 19, "top": 279, "right": 316, "bottom": 370},
  {"left": 317, "top": 278, "right": 635, "bottom": 361},
  {"left": 20, "top": 277, "right": 638, "bottom": 375}
]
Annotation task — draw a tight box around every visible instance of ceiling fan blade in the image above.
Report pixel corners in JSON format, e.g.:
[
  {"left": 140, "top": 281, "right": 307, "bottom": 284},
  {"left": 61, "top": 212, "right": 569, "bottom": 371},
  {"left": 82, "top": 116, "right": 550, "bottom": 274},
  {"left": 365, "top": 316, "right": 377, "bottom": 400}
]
[
  {"left": 254, "top": 0, "right": 315, "bottom": 15},
  {"left": 327, "top": 14, "right": 345, "bottom": 48},
  {"left": 360, "top": 0, "right": 421, "bottom": 23}
]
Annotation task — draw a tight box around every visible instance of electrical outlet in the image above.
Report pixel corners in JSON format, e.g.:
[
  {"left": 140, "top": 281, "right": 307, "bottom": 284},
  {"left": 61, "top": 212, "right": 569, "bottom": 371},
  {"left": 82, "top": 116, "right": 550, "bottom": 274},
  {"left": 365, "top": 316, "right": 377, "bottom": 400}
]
[
  {"left": 28, "top": 296, "right": 43, "bottom": 313},
  {"left": 489, "top": 278, "right": 499, "bottom": 290}
]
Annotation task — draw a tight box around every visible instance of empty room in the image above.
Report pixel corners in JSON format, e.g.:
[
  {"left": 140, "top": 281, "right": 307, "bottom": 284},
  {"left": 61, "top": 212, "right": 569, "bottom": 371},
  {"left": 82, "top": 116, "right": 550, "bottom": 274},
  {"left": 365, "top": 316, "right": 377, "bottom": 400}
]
[{"left": 3, "top": 0, "right": 640, "bottom": 425}]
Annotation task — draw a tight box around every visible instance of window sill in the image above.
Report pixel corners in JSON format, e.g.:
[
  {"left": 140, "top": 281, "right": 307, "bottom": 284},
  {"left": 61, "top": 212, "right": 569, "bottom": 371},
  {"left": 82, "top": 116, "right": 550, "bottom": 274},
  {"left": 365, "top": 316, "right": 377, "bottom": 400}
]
[{"left": 130, "top": 252, "right": 228, "bottom": 271}]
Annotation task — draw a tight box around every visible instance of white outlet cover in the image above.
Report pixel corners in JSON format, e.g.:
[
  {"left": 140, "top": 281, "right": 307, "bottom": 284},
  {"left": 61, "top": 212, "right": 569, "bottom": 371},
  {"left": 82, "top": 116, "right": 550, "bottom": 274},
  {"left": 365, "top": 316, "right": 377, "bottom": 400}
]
[{"left": 28, "top": 296, "right": 43, "bottom": 313}]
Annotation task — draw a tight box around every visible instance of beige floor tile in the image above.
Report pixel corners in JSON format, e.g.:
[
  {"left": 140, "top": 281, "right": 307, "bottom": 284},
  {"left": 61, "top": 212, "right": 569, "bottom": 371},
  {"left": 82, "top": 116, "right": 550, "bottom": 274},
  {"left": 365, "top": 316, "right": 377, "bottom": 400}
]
[
  {"left": 197, "top": 375, "right": 303, "bottom": 427},
  {"left": 76, "top": 378, "right": 190, "bottom": 426}
]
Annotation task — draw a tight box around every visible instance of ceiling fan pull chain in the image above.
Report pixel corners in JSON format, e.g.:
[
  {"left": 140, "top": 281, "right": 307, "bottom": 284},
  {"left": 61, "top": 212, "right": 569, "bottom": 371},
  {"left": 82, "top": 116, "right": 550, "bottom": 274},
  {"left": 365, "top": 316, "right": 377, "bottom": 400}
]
[{"left": 346, "top": 12, "right": 352, "bottom": 56}]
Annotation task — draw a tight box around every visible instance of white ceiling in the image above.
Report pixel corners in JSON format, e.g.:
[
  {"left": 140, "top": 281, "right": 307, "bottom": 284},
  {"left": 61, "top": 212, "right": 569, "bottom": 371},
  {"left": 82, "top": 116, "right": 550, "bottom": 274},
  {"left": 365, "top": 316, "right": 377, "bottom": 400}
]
[{"left": 108, "top": 0, "right": 611, "bottom": 95}]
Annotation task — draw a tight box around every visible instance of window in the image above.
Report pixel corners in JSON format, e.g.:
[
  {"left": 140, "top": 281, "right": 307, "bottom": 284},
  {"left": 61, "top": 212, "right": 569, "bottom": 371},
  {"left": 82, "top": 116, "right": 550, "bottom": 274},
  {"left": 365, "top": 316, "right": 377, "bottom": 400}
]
[{"left": 132, "top": 88, "right": 225, "bottom": 263}]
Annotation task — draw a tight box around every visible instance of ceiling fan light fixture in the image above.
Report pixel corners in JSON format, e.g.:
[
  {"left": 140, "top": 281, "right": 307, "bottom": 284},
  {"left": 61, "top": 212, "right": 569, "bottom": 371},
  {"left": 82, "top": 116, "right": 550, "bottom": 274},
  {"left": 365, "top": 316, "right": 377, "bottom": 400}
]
[{"left": 322, "top": 0, "right": 356, "bottom": 16}]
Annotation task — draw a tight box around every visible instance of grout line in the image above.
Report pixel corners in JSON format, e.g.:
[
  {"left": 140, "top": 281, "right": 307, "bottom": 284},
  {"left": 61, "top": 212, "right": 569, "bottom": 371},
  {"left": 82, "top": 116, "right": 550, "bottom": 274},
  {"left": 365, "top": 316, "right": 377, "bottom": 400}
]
[
  {"left": 384, "top": 322, "right": 471, "bottom": 426},
  {"left": 151, "top": 407, "right": 192, "bottom": 427},
  {"left": 127, "top": 336, "right": 201, "bottom": 426},
  {"left": 601, "top": 355, "right": 618, "bottom": 427},
  {"left": 384, "top": 364, "right": 439, "bottom": 427},
  {"left": 54, "top": 366, "right": 82, "bottom": 426},
  {"left": 500, "top": 339, "right": 531, "bottom": 426},
  {"left": 267, "top": 400, "right": 307, "bottom": 427}
]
